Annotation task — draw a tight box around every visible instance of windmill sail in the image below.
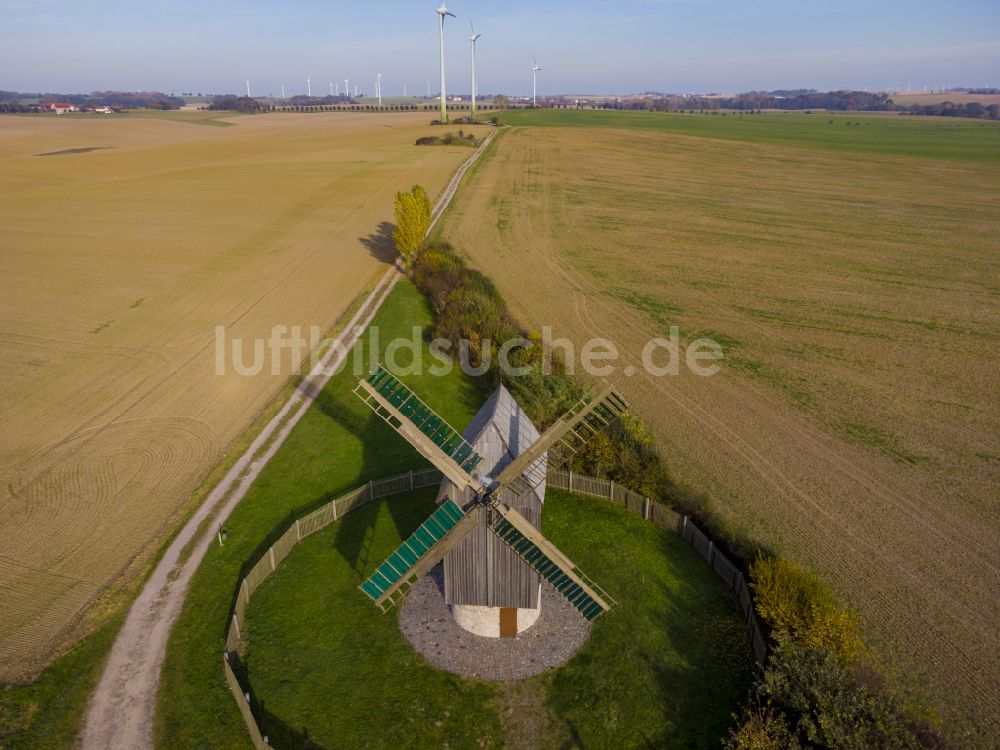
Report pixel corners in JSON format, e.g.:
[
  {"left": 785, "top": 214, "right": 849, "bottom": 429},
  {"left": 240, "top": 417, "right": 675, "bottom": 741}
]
[
  {"left": 360, "top": 499, "right": 483, "bottom": 611},
  {"left": 494, "top": 384, "right": 628, "bottom": 496},
  {"left": 490, "top": 504, "right": 615, "bottom": 620},
  {"left": 354, "top": 365, "right": 487, "bottom": 495}
]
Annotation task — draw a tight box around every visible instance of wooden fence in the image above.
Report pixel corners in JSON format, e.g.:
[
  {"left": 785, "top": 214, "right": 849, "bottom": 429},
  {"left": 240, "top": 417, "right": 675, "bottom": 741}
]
[{"left": 223, "top": 468, "right": 768, "bottom": 747}]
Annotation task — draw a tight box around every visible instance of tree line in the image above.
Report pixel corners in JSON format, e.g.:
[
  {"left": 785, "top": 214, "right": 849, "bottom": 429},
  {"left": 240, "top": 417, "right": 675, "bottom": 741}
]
[
  {"left": 0, "top": 90, "right": 183, "bottom": 111},
  {"left": 601, "top": 89, "right": 1000, "bottom": 120}
]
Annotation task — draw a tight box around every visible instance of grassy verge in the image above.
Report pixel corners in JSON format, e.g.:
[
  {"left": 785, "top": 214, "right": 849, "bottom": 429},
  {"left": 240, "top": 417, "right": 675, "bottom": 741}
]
[
  {"left": 240, "top": 488, "right": 752, "bottom": 749},
  {"left": 0, "top": 617, "right": 122, "bottom": 750},
  {"left": 498, "top": 108, "right": 1000, "bottom": 161}
]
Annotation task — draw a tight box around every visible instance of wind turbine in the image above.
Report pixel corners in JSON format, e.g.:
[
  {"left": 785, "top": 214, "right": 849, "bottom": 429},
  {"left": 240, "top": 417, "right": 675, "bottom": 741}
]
[
  {"left": 533, "top": 58, "right": 542, "bottom": 108},
  {"left": 306, "top": 76, "right": 312, "bottom": 97},
  {"left": 437, "top": 2, "right": 456, "bottom": 123},
  {"left": 377, "top": 73, "right": 383, "bottom": 107},
  {"left": 345, "top": 78, "right": 349, "bottom": 100},
  {"left": 469, "top": 21, "right": 481, "bottom": 120},
  {"left": 245, "top": 80, "right": 251, "bottom": 98},
  {"left": 330, "top": 81, "right": 334, "bottom": 96},
  {"left": 281, "top": 83, "right": 286, "bottom": 100},
  {"left": 335, "top": 81, "right": 340, "bottom": 96}
]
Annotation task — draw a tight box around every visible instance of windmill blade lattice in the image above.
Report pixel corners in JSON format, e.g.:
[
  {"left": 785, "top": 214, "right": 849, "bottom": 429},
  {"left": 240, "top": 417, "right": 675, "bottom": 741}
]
[
  {"left": 354, "top": 365, "right": 487, "bottom": 495},
  {"left": 360, "top": 500, "right": 483, "bottom": 611},
  {"left": 490, "top": 504, "right": 616, "bottom": 620},
  {"left": 494, "top": 384, "right": 628, "bottom": 497}
]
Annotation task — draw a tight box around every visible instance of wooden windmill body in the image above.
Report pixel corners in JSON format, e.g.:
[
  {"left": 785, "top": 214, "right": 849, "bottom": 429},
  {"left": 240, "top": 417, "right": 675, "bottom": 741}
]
[{"left": 440, "top": 385, "right": 545, "bottom": 637}]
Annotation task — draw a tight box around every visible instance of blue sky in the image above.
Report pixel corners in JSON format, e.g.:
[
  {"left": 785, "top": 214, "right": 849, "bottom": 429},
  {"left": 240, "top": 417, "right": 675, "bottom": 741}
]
[{"left": 2, "top": 0, "right": 998, "bottom": 95}]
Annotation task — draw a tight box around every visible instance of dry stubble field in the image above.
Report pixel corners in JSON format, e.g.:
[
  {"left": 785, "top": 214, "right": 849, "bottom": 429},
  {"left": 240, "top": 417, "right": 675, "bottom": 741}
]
[
  {"left": 440, "top": 119, "right": 1000, "bottom": 742},
  {"left": 0, "top": 110, "right": 488, "bottom": 679}
]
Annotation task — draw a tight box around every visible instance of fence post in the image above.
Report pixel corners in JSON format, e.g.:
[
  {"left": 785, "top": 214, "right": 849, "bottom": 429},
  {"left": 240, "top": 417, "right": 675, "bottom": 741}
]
[
  {"left": 643, "top": 497, "right": 650, "bottom": 520},
  {"left": 295, "top": 518, "right": 301, "bottom": 541},
  {"left": 232, "top": 612, "right": 241, "bottom": 640},
  {"left": 368, "top": 479, "right": 374, "bottom": 500},
  {"left": 707, "top": 540, "right": 714, "bottom": 566},
  {"left": 568, "top": 470, "right": 573, "bottom": 492},
  {"left": 609, "top": 480, "right": 615, "bottom": 501},
  {"left": 409, "top": 469, "right": 414, "bottom": 491},
  {"left": 681, "top": 515, "right": 688, "bottom": 540},
  {"left": 268, "top": 546, "right": 276, "bottom": 572},
  {"left": 242, "top": 578, "right": 250, "bottom": 604},
  {"left": 332, "top": 496, "right": 339, "bottom": 522}
]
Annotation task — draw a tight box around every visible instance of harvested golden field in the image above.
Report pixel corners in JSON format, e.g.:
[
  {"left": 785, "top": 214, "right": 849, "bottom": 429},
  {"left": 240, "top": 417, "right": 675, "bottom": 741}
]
[
  {"left": 0, "top": 111, "right": 489, "bottom": 679},
  {"left": 440, "top": 122, "right": 1000, "bottom": 742}
]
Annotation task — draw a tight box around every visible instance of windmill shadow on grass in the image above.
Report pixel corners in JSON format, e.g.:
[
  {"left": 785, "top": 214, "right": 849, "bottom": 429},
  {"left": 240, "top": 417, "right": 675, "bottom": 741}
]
[
  {"left": 634, "top": 542, "right": 756, "bottom": 747},
  {"left": 314, "top": 384, "right": 440, "bottom": 573},
  {"left": 359, "top": 221, "right": 399, "bottom": 264},
  {"left": 230, "top": 654, "right": 326, "bottom": 750}
]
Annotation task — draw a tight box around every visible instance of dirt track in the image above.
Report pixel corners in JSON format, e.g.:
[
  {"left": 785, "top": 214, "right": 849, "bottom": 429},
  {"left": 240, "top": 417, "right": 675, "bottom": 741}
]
[{"left": 440, "top": 125, "right": 1000, "bottom": 743}]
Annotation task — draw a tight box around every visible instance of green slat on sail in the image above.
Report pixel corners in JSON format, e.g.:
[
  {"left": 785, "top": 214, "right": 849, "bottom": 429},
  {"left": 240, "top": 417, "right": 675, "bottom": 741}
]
[
  {"left": 358, "top": 366, "right": 486, "bottom": 481},
  {"left": 491, "top": 518, "right": 609, "bottom": 621},
  {"left": 360, "top": 499, "right": 467, "bottom": 602}
]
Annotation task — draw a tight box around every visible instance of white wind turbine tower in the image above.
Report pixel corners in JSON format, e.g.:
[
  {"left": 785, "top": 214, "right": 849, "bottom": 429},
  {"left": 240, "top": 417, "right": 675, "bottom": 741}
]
[
  {"left": 469, "top": 21, "right": 481, "bottom": 120},
  {"left": 281, "top": 84, "right": 286, "bottom": 100},
  {"left": 377, "top": 73, "right": 383, "bottom": 106},
  {"left": 330, "top": 81, "right": 334, "bottom": 96},
  {"left": 345, "top": 78, "right": 349, "bottom": 99},
  {"left": 532, "top": 58, "right": 542, "bottom": 108},
  {"left": 245, "top": 80, "right": 251, "bottom": 97},
  {"left": 306, "top": 76, "right": 312, "bottom": 97},
  {"left": 437, "top": 2, "right": 456, "bottom": 123},
  {"left": 335, "top": 81, "right": 340, "bottom": 96}
]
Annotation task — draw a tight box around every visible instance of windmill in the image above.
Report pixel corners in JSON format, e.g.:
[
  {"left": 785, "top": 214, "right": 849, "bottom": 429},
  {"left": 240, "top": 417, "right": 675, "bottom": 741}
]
[
  {"left": 306, "top": 76, "right": 312, "bottom": 97},
  {"left": 533, "top": 59, "right": 542, "bottom": 108},
  {"left": 437, "top": 2, "right": 456, "bottom": 123},
  {"left": 245, "top": 80, "right": 251, "bottom": 98},
  {"left": 354, "top": 365, "right": 627, "bottom": 636},
  {"left": 377, "top": 73, "right": 383, "bottom": 107},
  {"left": 469, "top": 21, "right": 481, "bottom": 121}
]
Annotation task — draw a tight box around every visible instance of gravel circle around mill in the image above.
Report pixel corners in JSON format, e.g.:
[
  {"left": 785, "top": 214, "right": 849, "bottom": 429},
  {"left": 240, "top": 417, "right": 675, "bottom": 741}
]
[{"left": 399, "top": 565, "right": 591, "bottom": 681}]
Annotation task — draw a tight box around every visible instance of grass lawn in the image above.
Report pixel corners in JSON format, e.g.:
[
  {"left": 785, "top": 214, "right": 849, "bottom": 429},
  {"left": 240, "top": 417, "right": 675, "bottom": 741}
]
[
  {"left": 500, "top": 108, "right": 1000, "bottom": 161},
  {"left": 242, "top": 488, "right": 753, "bottom": 749}
]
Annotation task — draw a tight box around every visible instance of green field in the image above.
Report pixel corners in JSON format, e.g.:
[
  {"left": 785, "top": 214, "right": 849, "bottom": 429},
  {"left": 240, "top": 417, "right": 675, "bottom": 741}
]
[
  {"left": 500, "top": 107, "right": 1000, "bottom": 161},
  {"left": 156, "top": 280, "right": 753, "bottom": 748}
]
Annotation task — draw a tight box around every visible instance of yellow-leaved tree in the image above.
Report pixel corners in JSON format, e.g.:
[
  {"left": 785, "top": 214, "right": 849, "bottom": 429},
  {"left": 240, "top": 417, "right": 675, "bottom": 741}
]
[
  {"left": 393, "top": 184, "right": 432, "bottom": 274},
  {"left": 750, "top": 556, "right": 864, "bottom": 663}
]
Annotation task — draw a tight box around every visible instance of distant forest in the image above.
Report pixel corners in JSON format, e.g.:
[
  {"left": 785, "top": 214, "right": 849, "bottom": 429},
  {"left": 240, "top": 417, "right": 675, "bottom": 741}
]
[
  {"left": 600, "top": 89, "right": 1000, "bottom": 120},
  {"left": 0, "top": 90, "right": 184, "bottom": 112}
]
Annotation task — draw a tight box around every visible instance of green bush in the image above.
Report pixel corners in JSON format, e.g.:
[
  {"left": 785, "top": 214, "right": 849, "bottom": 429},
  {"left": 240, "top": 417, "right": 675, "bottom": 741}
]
[{"left": 759, "top": 642, "right": 923, "bottom": 749}]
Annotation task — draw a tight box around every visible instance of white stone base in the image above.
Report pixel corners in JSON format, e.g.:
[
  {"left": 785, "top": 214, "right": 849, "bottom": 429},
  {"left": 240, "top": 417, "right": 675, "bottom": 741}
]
[{"left": 451, "top": 601, "right": 541, "bottom": 638}]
